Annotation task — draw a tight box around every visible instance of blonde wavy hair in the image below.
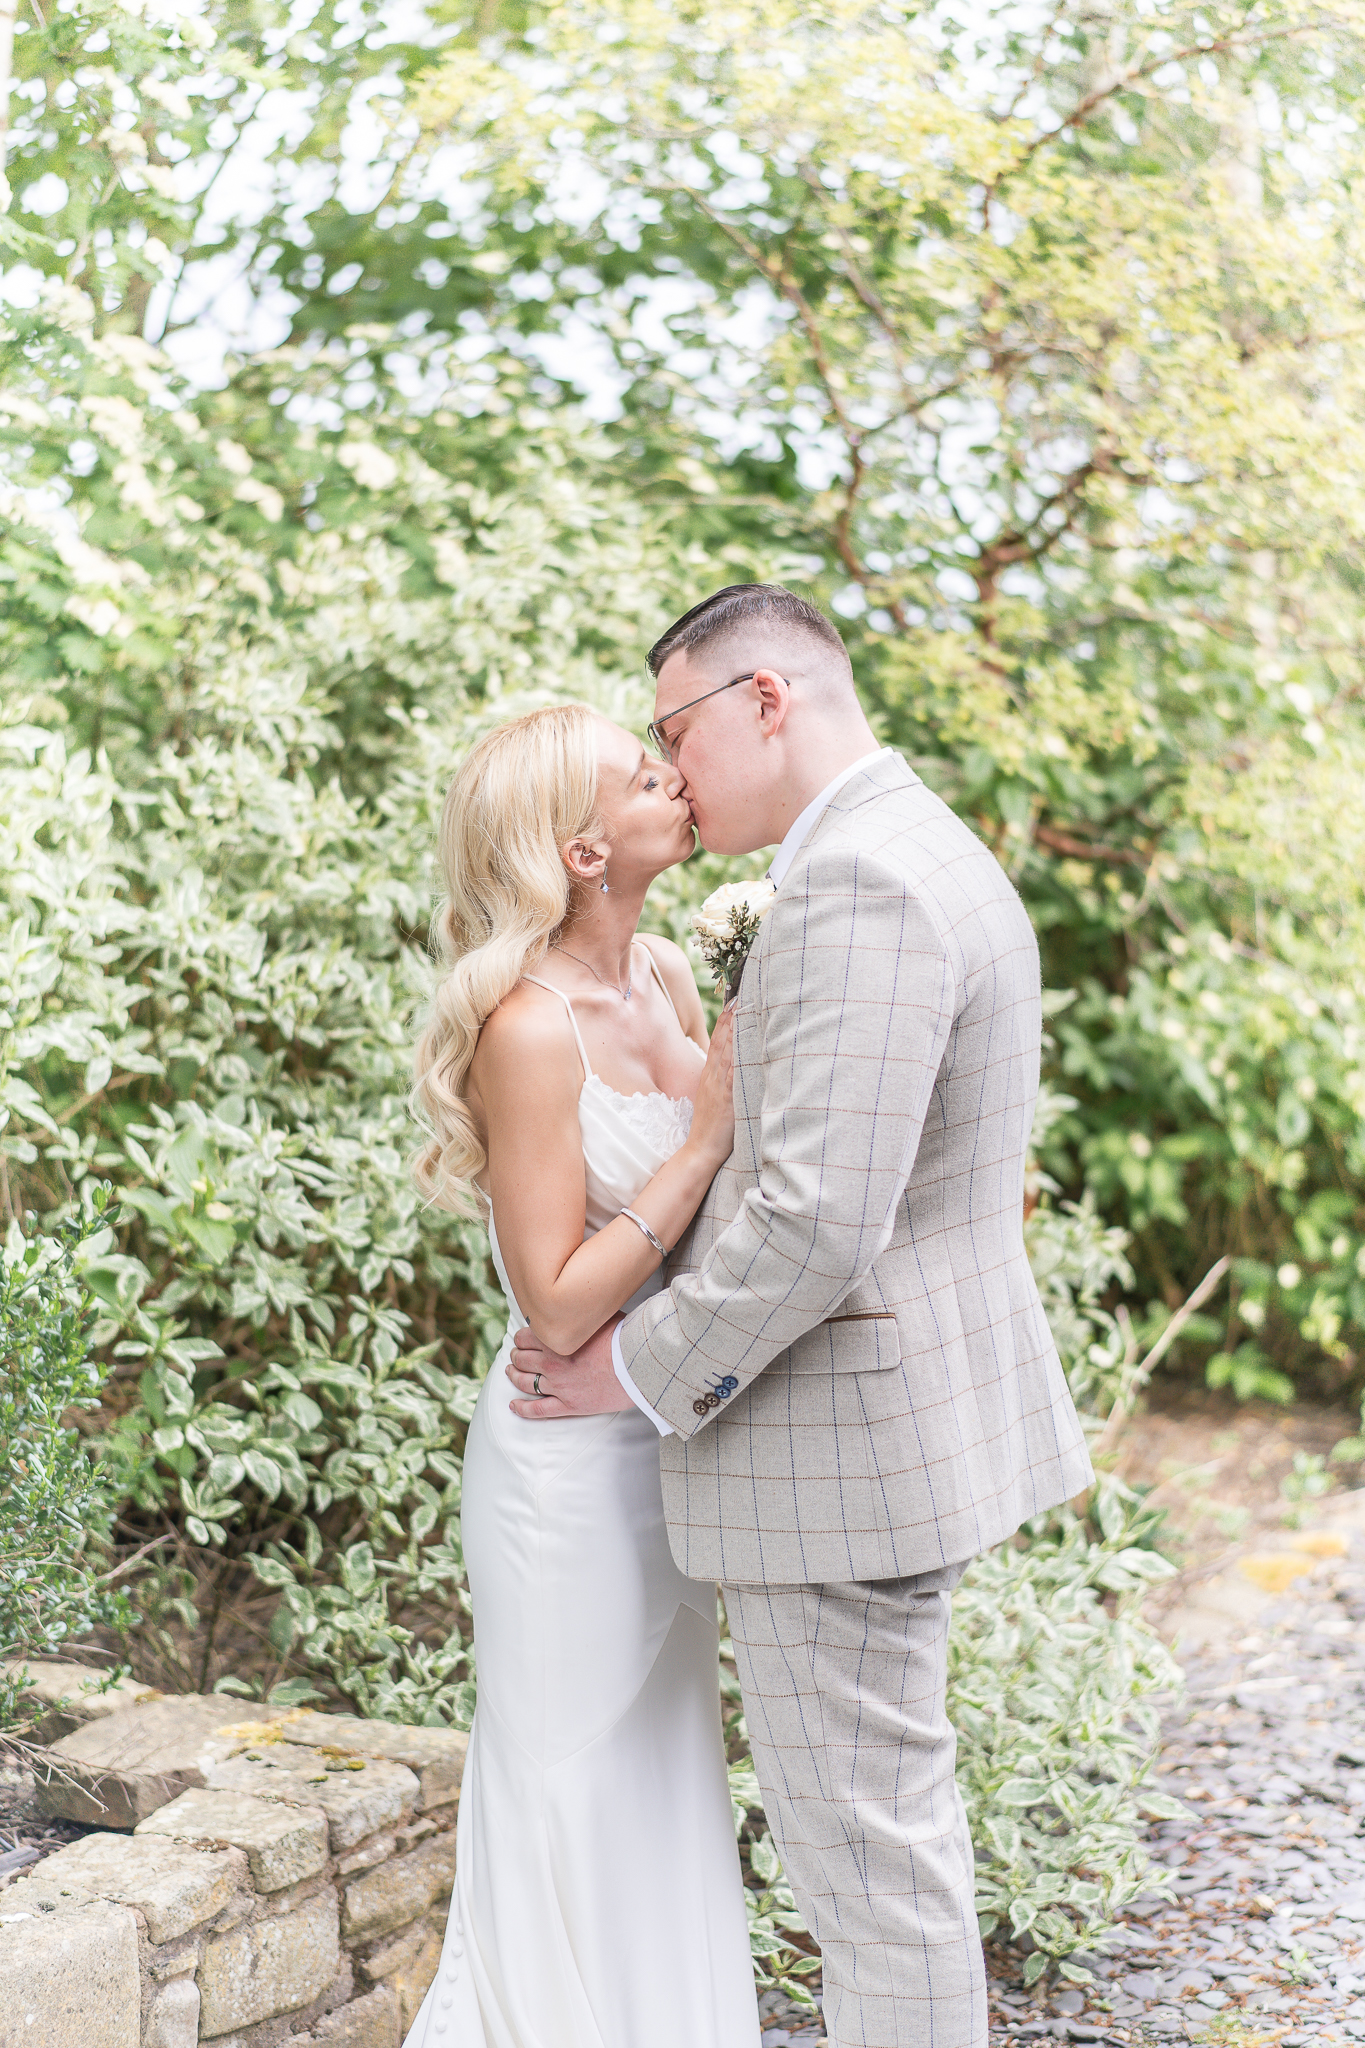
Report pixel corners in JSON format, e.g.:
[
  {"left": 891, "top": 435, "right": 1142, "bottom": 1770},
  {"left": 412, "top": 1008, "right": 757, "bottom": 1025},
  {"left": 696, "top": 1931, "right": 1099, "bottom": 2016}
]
[{"left": 412, "top": 703, "right": 604, "bottom": 1213}]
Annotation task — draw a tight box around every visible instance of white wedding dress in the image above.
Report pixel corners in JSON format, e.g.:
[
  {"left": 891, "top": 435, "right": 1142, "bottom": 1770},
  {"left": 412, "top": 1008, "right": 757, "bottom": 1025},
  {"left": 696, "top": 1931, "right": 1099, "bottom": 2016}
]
[{"left": 404, "top": 961, "right": 760, "bottom": 2048}]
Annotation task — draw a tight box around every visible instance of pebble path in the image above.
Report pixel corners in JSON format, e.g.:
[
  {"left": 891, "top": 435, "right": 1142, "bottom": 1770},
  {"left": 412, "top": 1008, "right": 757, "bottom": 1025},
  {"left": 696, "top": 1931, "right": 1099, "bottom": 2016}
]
[{"left": 758, "top": 1497, "right": 1365, "bottom": 2048}]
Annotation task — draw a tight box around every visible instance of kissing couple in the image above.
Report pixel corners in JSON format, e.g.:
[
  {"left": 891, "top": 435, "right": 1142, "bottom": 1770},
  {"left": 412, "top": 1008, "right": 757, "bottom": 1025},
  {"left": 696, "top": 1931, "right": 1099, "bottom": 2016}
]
[{"left": 407, "top": 584, "right": 1092, "bottom": 2048}]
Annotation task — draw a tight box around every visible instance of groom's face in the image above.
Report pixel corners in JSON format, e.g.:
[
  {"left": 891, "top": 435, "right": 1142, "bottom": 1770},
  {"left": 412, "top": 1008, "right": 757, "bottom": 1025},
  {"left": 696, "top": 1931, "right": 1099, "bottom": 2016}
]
[{"left": 652, "top": 649, "right": 780, "bottom": 855}]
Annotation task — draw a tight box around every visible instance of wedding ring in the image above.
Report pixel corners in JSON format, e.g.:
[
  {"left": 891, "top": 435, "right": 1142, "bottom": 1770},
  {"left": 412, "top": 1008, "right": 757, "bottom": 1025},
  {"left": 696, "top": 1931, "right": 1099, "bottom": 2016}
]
[{"left": 533, "top": 1372, "right": 544, "bottom": 1397}]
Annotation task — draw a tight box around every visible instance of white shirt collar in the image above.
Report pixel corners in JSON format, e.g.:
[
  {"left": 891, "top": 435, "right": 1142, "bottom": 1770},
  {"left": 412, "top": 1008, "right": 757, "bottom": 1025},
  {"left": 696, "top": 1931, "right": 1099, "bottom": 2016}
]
[{"left": 766, "top": 749, "right": 889, "bottom": 888}]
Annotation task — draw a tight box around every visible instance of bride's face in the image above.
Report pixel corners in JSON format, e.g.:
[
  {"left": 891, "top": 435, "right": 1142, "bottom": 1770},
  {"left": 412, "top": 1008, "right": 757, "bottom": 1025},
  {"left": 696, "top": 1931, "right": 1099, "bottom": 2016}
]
[{"left": 587, "top": 718, "right": 695, "bottom": 884}]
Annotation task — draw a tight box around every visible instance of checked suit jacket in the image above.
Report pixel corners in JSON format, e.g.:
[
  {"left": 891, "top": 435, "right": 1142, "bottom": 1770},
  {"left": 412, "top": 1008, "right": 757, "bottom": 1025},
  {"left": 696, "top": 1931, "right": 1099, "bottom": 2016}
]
[{"left": 618, "top": 751, "right": 1094, "bottom": 1586}]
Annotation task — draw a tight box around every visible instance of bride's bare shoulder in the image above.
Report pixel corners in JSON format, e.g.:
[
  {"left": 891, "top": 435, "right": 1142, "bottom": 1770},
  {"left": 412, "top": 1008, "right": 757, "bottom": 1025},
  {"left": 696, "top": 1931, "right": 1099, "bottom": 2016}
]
[
  {"left": 637, "top": 934, "right": 707, "bottom": 1039},
  {"left": 471, "top": 981, "right": 580, "bottom": 1095},
  {"left": 637, "top": 932, "right": 689, "bottom": 973}
]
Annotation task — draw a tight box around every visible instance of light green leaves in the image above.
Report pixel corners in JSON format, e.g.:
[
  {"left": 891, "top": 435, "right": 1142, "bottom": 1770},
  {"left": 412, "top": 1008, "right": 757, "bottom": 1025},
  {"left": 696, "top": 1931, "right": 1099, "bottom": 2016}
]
[
  {"left": 403, "top": 0, "right": 1365, "bottom": 1403},
  {"left": 180, "top": 1478, "right": 243, "bottom": 1548},
  {"left": 951, "top": 1485, "right": 1182, "bottom": 1970},
  {"left": 1093, "top": 1548, "right": 1178, "bottom": 1593},
  {"left": 727, "top": 1758, "right": 821, "bottom": 2006},
  {"left": 341, "top": 1543, "right": 377, "bottom": 1599},
  {"left": 994, "top": 1779, "right": 1052, "bottom": 1810},
  {"left": 0, "top": 1195, "right": 136, "bottom": 1728}
]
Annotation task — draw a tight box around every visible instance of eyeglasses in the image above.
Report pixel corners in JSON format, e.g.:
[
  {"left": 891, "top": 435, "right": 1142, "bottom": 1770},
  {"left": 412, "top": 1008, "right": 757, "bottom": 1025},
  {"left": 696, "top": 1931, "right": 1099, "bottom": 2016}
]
[{"left": 647, "top": 672, "right": 764, "bottom": 763}]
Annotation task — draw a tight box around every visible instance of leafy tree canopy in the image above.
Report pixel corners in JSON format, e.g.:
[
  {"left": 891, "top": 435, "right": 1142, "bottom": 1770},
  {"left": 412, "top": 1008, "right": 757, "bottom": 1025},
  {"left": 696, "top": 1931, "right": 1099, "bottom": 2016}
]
[{"left": 407, "top": 0, "right": 1365, "bottom": 1387}]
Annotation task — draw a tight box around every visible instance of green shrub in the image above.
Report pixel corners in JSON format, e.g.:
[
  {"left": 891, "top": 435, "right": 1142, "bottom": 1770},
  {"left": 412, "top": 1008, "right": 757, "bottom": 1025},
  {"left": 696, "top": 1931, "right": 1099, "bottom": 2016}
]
[
  {"left": 0, "top": 0, "right": 1234, "bottom": 1968},
  {"left": 0, "top": 300, "right": 1182, "bottom": 1969},
  {"left": 0, "top": 1188, "right": 133, "bottom": 1734},
  {"left": 413, "top": 0, "right": 1365, "bottom": 1399},
  {"left": 8, "top": 0, "right": 1365, "bottom": 1403},
  {"left": 952, "top": 1482, "right": 1180, "bottom": 1977}
]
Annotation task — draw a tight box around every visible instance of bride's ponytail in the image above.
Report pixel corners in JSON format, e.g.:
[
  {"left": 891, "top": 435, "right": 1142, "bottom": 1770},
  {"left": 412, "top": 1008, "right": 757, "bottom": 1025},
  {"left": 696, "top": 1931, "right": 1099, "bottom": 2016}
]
[{"left": 412, "top": 704, "right": 603, "bottom": 1213}]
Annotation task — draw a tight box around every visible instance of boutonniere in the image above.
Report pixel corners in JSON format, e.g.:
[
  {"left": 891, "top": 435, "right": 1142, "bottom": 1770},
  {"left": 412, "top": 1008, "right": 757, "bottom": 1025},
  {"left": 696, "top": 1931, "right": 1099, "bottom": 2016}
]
[{"left": 690, "top": 876, "right": 778, "bottom": 1001}]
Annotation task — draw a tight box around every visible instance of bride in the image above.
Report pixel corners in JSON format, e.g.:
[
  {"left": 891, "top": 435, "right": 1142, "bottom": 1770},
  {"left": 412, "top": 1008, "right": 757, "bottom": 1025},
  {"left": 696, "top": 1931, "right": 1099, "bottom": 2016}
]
[{"left": 407, "top": 703, "right": 760, "bottom": 2047}]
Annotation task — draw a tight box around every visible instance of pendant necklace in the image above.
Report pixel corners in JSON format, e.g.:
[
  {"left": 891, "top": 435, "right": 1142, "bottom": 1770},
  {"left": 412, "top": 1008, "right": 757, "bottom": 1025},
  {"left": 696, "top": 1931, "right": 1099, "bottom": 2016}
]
[{"left": 554, "top": 944, "right": 633, "bottom": 1002}]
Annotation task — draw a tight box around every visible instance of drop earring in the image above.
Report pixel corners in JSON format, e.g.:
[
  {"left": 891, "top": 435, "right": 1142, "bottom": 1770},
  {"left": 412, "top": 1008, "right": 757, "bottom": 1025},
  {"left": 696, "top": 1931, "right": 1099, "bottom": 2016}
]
[{"left": 599, "top": 864, "right": 609, "bottom": 894}]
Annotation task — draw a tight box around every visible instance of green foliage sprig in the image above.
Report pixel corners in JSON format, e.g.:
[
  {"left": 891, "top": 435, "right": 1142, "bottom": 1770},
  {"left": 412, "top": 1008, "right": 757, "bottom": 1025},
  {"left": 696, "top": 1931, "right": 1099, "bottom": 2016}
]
[{"left": 0, "top": 1187, "right": 134, "bottom": 1733}]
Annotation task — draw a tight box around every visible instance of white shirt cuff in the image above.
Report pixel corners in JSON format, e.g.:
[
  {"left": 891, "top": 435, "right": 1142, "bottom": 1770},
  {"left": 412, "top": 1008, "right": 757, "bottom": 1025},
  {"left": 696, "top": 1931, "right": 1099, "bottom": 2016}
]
[{"left": 612, "top": 1323, "right": 674, "bottom": 1436}]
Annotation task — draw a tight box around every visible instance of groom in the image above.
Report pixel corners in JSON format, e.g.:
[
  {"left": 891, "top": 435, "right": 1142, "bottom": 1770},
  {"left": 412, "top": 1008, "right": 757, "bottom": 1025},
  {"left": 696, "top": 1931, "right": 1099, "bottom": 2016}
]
[{"left": 509, "top": 583, "right": 1093, "bottom": 2048}]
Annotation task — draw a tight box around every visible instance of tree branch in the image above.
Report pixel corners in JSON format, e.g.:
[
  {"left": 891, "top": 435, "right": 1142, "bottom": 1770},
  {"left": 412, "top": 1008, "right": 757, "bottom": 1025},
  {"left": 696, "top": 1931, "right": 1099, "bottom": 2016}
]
[
  {"left": 996, "top": 0, "right": 1075, "bottom": 124},
  {"left": 658, "top": 181, "right": 917, "bottom": 628},
  {"left": 56, "top": 1072, "right": 140, "bottom": 1125},
  {"left": 1034, "top": 823, "right": 1147, "bottom": 867},
  {"left": 1019, "top": 20, "right": 1324, "bottom": 160},
  {"left": 1094, "top": 1257, "right": 1232, "bottom": 1457}
]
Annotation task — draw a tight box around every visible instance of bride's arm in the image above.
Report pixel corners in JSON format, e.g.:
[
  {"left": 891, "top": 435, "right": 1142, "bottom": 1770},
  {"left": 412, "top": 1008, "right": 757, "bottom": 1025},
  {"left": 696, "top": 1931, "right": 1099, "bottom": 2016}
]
[{"left": 471, "top": 989, "right": 735, "bottom": 1357}]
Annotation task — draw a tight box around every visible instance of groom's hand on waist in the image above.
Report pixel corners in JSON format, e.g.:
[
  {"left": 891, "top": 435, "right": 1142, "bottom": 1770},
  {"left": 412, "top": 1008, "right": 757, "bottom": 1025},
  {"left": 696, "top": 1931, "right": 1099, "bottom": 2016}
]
[{"left": 508, "top": 1318, "right": 631, "bottom": 1420}]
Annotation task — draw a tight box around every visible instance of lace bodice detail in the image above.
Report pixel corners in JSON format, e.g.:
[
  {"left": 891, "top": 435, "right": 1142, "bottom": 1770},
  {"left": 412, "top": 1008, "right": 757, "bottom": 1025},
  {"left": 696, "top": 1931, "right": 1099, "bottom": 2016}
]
[{"left": 586, "top": 1075, "right": 694, "bottom": 1161}]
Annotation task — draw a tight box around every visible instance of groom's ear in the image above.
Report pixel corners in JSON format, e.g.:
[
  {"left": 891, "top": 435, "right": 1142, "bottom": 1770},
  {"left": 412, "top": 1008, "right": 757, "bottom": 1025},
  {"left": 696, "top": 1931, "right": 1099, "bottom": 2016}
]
[{"left": 752, "top": 668, "right": 792, "bottom": 736}]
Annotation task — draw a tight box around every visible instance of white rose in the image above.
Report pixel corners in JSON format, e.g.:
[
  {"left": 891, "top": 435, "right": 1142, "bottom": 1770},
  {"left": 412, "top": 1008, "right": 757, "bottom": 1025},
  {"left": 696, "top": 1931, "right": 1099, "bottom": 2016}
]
[
  {"left": 739, "top": 878, "right": 777, "bottom": 919},
  {"left": 691, "top": 877, "right": 776, "bottom": 941}
]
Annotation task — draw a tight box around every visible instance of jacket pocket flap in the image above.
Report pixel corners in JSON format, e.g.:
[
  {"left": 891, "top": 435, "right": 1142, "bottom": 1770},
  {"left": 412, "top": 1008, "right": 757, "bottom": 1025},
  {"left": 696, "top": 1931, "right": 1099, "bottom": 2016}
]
[{"left": 784, "top": 1312, "right": 902, "bottom": 1374}]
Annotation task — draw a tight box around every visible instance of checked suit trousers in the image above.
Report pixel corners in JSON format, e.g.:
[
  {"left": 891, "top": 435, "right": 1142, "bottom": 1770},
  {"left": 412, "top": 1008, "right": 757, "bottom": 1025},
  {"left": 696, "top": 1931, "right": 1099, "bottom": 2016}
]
[{"left": 724, "top": 1566, "right": 987, "bottom": 2048}]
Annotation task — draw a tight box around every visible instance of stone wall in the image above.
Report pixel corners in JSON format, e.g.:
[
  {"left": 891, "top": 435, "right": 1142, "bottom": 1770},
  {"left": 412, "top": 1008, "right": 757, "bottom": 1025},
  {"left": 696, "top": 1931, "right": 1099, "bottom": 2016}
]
[{"left": 0, "top": 1666, "right": 467, "bottom": 2048}]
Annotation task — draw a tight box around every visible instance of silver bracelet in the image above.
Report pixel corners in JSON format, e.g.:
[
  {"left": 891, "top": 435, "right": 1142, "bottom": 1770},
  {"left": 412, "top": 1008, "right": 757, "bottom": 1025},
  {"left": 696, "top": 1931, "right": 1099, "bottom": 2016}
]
[{"left": 620, "top": 1207, "right": 669, "bottom": 1260}]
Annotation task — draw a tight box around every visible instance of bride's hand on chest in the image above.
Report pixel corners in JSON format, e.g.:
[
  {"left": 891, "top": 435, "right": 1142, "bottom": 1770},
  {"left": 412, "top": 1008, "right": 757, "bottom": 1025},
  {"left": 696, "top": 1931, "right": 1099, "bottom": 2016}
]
[{"left": 687, "top": 1003, "right": 735, "bottom": 1171}]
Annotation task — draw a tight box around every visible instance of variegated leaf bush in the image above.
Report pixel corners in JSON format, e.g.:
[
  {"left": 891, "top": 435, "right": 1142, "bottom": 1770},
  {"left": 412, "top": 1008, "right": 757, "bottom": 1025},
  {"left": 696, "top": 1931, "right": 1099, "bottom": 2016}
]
[
  {"left": 10, "top": 0, "right": 1365, "bottom": 1983},
  {"left": 0, "top": 284, "right": 1178, "bottom": 1977}
]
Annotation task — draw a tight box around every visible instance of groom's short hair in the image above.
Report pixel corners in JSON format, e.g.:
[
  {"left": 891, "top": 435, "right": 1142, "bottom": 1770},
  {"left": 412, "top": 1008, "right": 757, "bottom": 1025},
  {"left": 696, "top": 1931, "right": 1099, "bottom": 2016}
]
[{"left": 647, "top": 583, "right": 850, "bottom": 679}]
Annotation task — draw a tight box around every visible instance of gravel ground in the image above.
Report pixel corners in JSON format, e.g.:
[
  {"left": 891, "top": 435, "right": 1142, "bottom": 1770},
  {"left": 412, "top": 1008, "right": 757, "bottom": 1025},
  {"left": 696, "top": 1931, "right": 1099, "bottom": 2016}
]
[{"left": 759, "top": 1487, "right": 1365, "bottom": 2048}]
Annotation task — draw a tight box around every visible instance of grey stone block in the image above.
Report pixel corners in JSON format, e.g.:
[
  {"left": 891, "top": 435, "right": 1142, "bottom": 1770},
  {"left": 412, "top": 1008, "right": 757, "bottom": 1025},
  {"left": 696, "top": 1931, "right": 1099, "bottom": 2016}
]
[
  {"left": 0, "top": 1660, "right": 163, "bottom": 1745},
  {"left": 137, "top": 1786, "right": 330, "bottom": 1892},
  {"left": 0, "top": 1873, "right": 95, "bottom": 1917},
  {"left": 199, "top": 1889, "right": 341, "bottom": 2037},
  {"left": 342, "top": 1833, "right": 458, "bottom": 1943},
  {"left": 143, "top": 1973, "right": 202, "bottom": 2048},
  {"left": 206, "top": 1743, "right": 419, "bottom": 1852},
  {"left": 0, "top": 1896, "right": 140, "bottom": 2048},
  {"left": 301, "top": 1985, "right": 402, "bottom": 2048},
  {"left": 147, "top": 1935, "right": 206, "bottom": 1982},
  {"left": 33, "top": 1694, "right": 255, "bottom": 1828},
  {"left": 26, "top": 1831, "right": 242, "bottom": 1942},
  {"left": 265, "top": 1712, "right": 468, "bottom": 1813},
  {"left": 336, "top": 1834, "right": 396, "bottom": 1877},
  {"left": 358, "top": 1912, "right": 444, "bottom": 2032}
]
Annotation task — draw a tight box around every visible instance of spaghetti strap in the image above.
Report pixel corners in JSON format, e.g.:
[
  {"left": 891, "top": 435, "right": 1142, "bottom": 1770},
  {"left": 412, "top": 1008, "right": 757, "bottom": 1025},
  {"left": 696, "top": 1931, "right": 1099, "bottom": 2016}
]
[
  {"left": 522, "top": 975, "right": 592, "bottom": 1085},
  {"left": 640, "top": 943, "right": 682, "bottom": 1024}
]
